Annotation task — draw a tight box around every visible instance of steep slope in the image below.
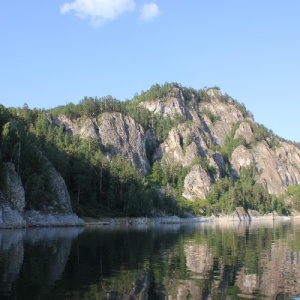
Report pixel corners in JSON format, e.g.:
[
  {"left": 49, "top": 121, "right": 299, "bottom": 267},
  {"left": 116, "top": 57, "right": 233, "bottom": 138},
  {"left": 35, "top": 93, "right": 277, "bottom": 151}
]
[
  {"left": 137, "top": 84, "right": 300, "bottom": 204},
  {"left": 49, "top": 112, "right": 150, "bottom": 175},
  {"left": 0, "top": 161, "right": 83, "bottom": 228},
  {"left": 48, "top": 84, "right": 300, "bottom": 210}
]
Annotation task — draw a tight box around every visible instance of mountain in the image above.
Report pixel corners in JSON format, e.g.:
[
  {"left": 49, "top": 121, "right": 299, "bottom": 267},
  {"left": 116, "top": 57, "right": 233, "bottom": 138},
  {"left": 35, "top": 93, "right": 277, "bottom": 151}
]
[{"left": 1, "top": 83, "right": 300, "bottom": 223}]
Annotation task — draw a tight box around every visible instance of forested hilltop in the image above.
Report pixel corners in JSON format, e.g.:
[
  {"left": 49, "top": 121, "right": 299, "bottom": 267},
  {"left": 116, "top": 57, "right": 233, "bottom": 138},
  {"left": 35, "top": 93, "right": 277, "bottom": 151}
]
[{"left": 1, "top": 82, "right": 300, "bottom": 219}]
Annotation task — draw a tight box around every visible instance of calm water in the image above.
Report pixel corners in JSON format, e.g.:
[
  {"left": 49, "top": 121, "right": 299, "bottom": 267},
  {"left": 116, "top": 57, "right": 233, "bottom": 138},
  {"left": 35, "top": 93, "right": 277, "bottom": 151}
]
[{"left": 1, "top": 220, "right": 300, "bottom": 299}]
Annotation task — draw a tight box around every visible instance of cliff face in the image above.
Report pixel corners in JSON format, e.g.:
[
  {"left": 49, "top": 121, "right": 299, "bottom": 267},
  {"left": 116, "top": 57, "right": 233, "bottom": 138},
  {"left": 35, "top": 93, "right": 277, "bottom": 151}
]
[
  {"left": 48, "top": 166, "right": 73, "bottom": 213},
  {"left": 139, "top": 87, "right": 300, "bottom": 198},
  {"left": 0, "top": 161, "right": 83, "bottom": 228},
  {"left": 4, "top": 162, "right": 25, "bottom": 212},
  {"left": 51, "top": 112, "right": 150, "bottom": 175},
  {"left": 97, "top": 113, "right": 150, "bottom": 175},
  {"left": 48, "top": 86, "right": 300, "bottom": 202}
]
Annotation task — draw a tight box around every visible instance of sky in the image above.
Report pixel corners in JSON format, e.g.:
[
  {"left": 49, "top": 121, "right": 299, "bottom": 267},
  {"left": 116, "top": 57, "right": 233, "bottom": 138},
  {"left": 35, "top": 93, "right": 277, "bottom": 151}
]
[{"left": 1, "top": 1, "right": 300, "bottom": 142}]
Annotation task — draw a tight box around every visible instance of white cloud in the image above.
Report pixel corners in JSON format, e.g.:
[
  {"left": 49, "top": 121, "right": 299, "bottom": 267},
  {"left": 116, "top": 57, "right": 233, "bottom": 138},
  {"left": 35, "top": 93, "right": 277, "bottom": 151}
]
[
  {"left": 60, "top": 0, "right": 135, "bottom": 26},
  {"left": 140, "top": 2, "right": 160, "bottom": 21}
]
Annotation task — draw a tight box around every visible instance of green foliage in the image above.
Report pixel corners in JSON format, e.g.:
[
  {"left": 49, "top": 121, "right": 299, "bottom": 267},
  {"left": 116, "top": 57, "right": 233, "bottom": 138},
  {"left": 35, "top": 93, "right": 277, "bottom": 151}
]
[
  {"left": 252, "top": 124, "right": 269, "bottom": 143},
  {"left": 191, "top": 157, "right": 217, "bottom": 181},
  {"left": 287, "top": 184, "right": 300, "bottom": 211},
  {"left": 132, "top": 83, "right": 178, "bottom": 103},
  {"left": 51, "top": 96, "right": 125, "bottom": 119},
  {"left": 202, "top": 109, "right": 218, "bottom": 123},
  {"left": 205, "top": 165, "right": 286, "bottom": 216},
  {"left": 220, "top": 122, "right": 248, "bottom": 163}
]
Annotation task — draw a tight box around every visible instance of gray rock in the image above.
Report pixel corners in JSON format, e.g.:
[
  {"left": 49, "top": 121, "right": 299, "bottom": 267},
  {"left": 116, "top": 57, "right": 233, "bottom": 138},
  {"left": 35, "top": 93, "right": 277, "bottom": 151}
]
[
  {"left": 0, "top": 205, "right": 26, "bottom": 228},
  {"left": 4, "top": 162, "right": 25, "bottom": 212},
  {"left": 183, "top": 165, "right": 212, "bottom": 200},
  {"left": 23, "top": 210, "right": 84, "bottom": 227},
  {"left": 98, "top": 113, "right": 150, "bottom": 175},
  {"left": 49, "top": 166, "right": 73, "bottom": 213},
  {"left": 231, "top": 145, "right": 253, "bottom": 175},
  {"left": 234, "top": 121, "right": 253, "bottom": 143}
]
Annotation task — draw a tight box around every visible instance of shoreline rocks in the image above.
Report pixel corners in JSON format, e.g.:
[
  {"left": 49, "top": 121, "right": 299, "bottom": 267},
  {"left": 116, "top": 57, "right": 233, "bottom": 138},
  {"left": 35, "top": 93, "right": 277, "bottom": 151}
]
[
  {"left": 0, "top": 206, "right": 84, "bottom": 229},
  {"left": 84, "top": 213, "right": 293, "bottom": 227}
]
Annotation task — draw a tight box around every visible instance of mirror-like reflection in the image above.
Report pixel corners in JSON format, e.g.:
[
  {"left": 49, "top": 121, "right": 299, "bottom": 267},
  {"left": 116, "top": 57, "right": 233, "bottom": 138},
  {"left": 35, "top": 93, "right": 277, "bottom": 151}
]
[{"left": 1, "top": 220, "right": 300, "bottom": 299}]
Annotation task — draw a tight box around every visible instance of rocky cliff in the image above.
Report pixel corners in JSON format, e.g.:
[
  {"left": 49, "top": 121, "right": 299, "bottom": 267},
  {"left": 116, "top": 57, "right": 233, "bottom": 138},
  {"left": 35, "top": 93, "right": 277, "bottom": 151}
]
[
  {"left": 141, "top": 86, "right": 300, "bottom": 199},
  {"left": 0, "top": 162, "right": 83, "bottom": 228},
  {"left": 47, "top": 85, "right": 300, "bottom": 205},
  {"left": 50, "top": 112, "right": 150, "bottom": 175}
]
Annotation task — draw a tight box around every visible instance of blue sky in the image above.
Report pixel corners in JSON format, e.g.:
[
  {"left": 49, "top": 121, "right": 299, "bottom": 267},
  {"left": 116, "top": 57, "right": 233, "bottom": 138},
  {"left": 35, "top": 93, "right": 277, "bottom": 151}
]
[{"left": 1, "top": 1, "right": 300, "bottom": 142}]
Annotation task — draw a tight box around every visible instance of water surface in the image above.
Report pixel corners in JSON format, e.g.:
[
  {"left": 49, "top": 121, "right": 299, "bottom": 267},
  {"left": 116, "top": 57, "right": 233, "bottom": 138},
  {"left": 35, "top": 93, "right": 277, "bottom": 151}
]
[{"left": 1, "top": 220, "right": 300, "bottom": 299}]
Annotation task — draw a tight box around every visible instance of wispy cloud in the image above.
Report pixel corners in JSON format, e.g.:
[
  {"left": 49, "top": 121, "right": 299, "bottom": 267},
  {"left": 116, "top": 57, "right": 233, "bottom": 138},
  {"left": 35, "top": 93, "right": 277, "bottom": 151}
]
[
  {"left": 140, "top": 2, "right": 160, "bottom": 21},
  {"left": 60, "top": 0, "right": 135, "bottom": 27}
]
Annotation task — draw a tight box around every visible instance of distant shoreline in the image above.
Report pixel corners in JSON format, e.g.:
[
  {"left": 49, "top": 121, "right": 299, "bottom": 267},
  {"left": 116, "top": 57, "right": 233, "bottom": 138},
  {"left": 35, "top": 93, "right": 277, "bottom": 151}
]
[{"left": 84, "top": 214, "right": 299, "bottom": 226}]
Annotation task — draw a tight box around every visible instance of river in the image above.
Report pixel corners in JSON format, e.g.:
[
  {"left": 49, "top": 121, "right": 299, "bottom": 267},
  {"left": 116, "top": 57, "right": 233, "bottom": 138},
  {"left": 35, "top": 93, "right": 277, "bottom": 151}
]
[{"left": 1, "top": 219, "right": 300, "bottom": 299}]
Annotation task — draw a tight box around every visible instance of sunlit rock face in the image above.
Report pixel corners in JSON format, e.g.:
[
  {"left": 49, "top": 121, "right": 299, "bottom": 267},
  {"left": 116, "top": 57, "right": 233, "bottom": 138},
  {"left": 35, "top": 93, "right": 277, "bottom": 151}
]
[
  {"left": 52, "top": 113, "right": 150, "bottom": 175},
  {"left": 97, "top": 113, "right": 150, "bottom": 175},
  {"left": 199, "top": 89, "right": 249, "bottom": 147},
  {"left": 183, "top": 165, "right": 212, "bottom": 200},
  {"left": 253, "top": 141, "right": 300, "bottom": 196},
  {"left": 234, "top": 121, "right": 253, "bottom": 143},
  {"left": 49, "top": 85, "right": 300, "bottom": 200},
  {"left": 139, "top": 87, "right": 196, "bottom": 121},
  {"left": 231, "top": 145, "right": 253, "bottom": 175}
]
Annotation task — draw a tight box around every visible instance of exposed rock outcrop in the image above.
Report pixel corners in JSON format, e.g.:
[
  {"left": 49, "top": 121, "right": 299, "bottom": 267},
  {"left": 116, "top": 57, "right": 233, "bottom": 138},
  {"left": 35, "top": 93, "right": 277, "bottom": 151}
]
[
  {"left": 199, "top": 90, "right": 249, "bottom": 146},
  {"left": 4, "top": 162, "right": 25, "bottom": 212},
  {"left": 234, "top": 121, "right": 253, "bottom": 143},
  {"left": 49, "top": 166, "right": 72, "bottom": 213},
  {"left": 98, "top": 113, "right": 150, "bottom": 175},
  {"left": 138, "top": 86, "right": 300, "bottom": 200},
  {"left": 51, "top": 113, "right": 150, "bottom": 175},
  {"left": 153, "top": 122, "right": 213, "bottom": 167},
  {"left": 0, "top": 162, "right": 83, "bottom": 228},
  {"left": 47, "top": 85, "right": 300, "bottom": 204},
  {"left": 0, "top": 205, "right": 26, "bottom": 228},
  {"left": 252, "top": 141, "right": 300, "bottom": 196},
  {"left": 56, "top": 115, "right": 99, "bottom": 138},
  {"left": 183, "top": 164, "right": 212, "bottom": 200},
  {"left": 231, "top": 145, "right": 253, "bottom": 175},
  {"left": 139, "top": 87, "right": 196, "bottom": 121}
]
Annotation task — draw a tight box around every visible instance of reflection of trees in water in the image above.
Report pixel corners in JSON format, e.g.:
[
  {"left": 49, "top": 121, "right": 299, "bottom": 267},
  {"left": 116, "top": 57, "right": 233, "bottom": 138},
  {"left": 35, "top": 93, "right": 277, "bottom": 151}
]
[
  {"left": 0, "top": 227, "right": 83, "bottom": 299},
  {"left": 0, "top": 230, "right": 25, "bottom": 295},
  {"left": 46, "top": 222, "right": 300, "bottom": 299},
  {"left": 2, "top": 222, "right": 300, "bottom": 299}
]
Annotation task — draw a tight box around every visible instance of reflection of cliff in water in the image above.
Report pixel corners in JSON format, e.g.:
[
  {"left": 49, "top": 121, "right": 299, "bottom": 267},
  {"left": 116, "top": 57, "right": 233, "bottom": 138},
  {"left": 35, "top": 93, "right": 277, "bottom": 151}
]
[
  {"left": 0, "top": 227, "right": 83, "bottom": 299},
  {"left": 2, "top": 222, "right": 300, "bottom": 299},
  {"left": 0, "top": 230, "right": 25, "bottom": 295},
  {"left": 163, "top": 221, "right": 300, "bottom": 299}
]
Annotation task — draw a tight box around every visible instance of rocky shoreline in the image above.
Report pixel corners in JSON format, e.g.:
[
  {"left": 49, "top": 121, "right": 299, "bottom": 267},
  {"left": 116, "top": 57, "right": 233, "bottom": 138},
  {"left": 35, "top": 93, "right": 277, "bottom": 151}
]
[
  {"left": 0, "top": 205, "right": 84, "bottom": 228},
  {"left": 85, "top": 207, "right": 295, "bottom": 227},
  {"left": 84, "top": 214, "right": 294, "bottom": 227},
  {"left": 0, "top": 204, "right": 296, "bottom": 229}
]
